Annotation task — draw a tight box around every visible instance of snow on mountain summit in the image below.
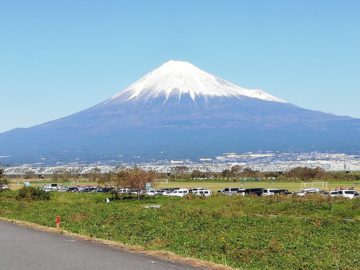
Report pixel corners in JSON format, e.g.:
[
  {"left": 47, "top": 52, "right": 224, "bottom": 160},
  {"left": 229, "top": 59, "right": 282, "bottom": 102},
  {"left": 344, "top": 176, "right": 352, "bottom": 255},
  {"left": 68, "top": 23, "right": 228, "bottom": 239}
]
[{"left": 111, "top": 60, "right": 286, "bottom": 103}]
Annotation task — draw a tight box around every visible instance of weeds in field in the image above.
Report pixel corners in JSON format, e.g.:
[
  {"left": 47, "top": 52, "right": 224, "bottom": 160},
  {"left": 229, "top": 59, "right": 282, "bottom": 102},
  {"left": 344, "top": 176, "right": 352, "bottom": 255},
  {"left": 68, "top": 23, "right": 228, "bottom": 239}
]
[
  {"left": 16, "top": 187, "right": 50, "bottom": 201},
  {"left": 0, "top": 192, "right": 359, "bottom": 269}
]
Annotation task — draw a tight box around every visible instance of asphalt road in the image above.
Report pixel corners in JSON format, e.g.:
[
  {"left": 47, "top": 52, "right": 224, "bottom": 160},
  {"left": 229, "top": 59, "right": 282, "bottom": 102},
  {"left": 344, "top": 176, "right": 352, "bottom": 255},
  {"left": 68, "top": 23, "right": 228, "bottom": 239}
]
[{"left": 0, "top": 221, "right": 204, "bottom": 270}]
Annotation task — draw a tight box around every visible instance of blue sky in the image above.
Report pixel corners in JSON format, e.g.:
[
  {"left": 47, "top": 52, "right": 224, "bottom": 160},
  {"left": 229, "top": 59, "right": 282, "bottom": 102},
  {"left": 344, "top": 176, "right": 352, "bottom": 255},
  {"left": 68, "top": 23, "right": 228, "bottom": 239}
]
[{"left": 0, "top": 0, "right": 359, "bottom": 132}]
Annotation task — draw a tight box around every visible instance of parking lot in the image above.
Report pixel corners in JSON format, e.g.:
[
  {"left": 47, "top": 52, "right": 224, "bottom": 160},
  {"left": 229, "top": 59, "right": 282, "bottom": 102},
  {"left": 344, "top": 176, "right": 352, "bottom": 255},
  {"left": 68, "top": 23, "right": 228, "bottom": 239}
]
[{"left": 39, "top": 183, "right": 360, "bottom": 199}]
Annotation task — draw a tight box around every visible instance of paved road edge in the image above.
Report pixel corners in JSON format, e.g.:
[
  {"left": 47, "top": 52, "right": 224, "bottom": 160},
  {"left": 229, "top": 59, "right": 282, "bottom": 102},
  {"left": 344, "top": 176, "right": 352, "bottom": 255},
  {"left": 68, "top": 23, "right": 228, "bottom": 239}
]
[{"left": 0, "top": 217, "right": 237, "bottom": 270}]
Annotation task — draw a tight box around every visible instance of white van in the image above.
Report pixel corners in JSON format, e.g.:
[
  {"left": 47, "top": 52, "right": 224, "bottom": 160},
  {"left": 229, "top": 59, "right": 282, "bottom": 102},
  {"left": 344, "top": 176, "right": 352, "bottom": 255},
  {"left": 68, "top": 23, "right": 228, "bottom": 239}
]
[
  {"left": 218, "top": 187, "right": 241, "bottom": 196},
  {"left": 165, "top": 188, "right": 189, "bottom": 197}
]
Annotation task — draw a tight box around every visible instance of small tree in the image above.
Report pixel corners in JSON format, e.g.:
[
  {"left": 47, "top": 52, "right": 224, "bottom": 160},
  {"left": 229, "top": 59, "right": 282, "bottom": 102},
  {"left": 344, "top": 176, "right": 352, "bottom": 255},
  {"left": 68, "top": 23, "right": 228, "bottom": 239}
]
[
  {"left": 114, "top": 168, "right": 157, "bottom": 198},
  {"left": 0, "top": 169, "right": 9, "bottom": 192}
]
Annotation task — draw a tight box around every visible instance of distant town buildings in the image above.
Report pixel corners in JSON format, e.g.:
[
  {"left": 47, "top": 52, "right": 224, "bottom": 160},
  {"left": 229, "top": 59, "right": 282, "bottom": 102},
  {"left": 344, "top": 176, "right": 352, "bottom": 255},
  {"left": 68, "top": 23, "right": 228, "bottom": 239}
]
[{"left": 2, "top": 152, "right": 360, "bottom": 176}]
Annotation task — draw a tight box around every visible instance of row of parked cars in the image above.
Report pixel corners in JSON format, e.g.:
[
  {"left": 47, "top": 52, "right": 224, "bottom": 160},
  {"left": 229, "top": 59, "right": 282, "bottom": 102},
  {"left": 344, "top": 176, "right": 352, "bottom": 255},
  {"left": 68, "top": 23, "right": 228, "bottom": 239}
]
[
  {"left": 42, "top": 184, "right": 212, "bottom": 197},
  {"left": 217, "top": 187, "right": 360, "bottom": 199},
  {"left": 41, "top": 184, "right": 360, "bottom": 199},
  {"left": 130, "top": 188, "right": 212, "bottom": 197},
  {"left": 217, "top": 187, "right": 291, "bottom": 196},
  {"left": 42, "top": 184, "right": 113, "bottom": 193}
]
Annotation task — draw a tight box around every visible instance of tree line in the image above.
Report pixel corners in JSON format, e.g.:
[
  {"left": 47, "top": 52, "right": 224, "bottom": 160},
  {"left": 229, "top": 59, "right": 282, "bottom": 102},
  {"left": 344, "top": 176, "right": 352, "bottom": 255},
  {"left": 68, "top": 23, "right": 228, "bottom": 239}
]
[{"left": 3, "top": 166, "right": 360, "bottom": 186}]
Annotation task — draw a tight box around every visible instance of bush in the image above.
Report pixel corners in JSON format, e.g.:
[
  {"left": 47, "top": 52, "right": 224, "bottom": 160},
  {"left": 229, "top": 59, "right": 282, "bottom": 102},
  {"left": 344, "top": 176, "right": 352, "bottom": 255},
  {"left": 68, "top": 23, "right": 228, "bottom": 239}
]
[{"left": 16, "top": 187, "right": 51, "bottom": 201}]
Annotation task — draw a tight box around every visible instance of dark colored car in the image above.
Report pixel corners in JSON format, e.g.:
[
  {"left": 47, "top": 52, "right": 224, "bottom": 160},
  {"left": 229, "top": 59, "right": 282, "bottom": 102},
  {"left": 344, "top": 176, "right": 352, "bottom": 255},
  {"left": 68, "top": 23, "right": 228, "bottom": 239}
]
[{"left": 244, "top": 188, "right": 265, "bottom": 196}]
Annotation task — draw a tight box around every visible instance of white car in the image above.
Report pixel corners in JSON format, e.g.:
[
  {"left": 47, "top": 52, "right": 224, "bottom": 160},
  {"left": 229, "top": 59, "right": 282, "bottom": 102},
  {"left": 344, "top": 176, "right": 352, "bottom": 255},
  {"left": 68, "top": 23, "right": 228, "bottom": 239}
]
[
  {"left": 0, "top": 184, "right": 9, "bottom": 191},
  {"left": 145, "top": 189, "right": 158, "bottom": 196},
  {"left": 164, "top": 188, "right": 189, "bottom": 197},
  {"left": 57, "top": 186, "right": 68, "bottom": 192},
  {"left": 263, "top": 189, "right": 291, "bottom": 196},
  {"left": 42, "top": 184, "right": 59, "bottom": 192},
  {"left": 296, "top": 188, "right": 321, "bottom": 196},
  {"left": 329, "top": 191, "right": 340, "bottom": 197},
  {"left": 190, "top": 187, "right": 206, "bottom": 193},
  {"left": 117, "top": 188, "right": 130, "bottom": 194},
  {"left": 192, "top": 189, "right": 212, "bottom": 197},
  {"left": 218, "top": 187, "right": 241, "bottom": 196},
  {"left": 330, "top": 190, "right": 359, "bottom": 199},
  {"left": 263, "top": 189, "right": 280, "bottom": 196}
]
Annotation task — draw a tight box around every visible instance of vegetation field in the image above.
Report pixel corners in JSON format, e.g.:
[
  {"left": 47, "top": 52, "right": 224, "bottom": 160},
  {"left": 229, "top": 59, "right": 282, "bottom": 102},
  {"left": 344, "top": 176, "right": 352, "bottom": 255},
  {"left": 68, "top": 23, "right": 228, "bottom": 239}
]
[{"left": 0, "top": 191, "right": 359, "bottom": 270}]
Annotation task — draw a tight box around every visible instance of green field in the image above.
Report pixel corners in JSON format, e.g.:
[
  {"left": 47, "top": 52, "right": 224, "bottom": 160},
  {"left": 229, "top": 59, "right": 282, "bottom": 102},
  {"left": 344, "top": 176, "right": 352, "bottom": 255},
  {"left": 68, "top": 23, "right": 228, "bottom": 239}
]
[{"left": 0, "top": 191, "right": 359, "bottom": 269}]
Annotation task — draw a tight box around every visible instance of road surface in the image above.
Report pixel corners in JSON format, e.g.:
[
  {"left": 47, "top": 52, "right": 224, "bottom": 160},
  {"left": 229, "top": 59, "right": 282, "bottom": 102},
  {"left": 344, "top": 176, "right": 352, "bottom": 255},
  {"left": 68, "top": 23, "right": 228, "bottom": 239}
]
[{"left": 0, "top": 221, "right": 204, "bottom": 270}]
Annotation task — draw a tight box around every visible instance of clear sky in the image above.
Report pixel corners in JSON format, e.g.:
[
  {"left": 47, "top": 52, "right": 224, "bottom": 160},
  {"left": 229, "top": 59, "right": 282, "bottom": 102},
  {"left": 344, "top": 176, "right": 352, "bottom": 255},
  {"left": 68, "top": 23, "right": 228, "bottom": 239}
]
[{"left": 1, "top": 0, "right": 359, "bottom": 132}]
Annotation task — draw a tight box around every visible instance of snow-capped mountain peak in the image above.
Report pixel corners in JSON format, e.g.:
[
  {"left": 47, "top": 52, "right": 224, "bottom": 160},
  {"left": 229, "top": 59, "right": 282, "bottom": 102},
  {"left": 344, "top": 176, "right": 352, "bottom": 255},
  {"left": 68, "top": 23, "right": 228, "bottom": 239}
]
[{"left": 110, "top": 60, "right": 286, "bottom": 103}]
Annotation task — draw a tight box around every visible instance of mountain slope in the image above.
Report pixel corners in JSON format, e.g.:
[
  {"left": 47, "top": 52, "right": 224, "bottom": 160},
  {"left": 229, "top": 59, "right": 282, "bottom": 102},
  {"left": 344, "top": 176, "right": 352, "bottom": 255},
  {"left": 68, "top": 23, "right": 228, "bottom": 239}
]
[{"left": 1, "top": 60, "right": 360, "bottom": 164}]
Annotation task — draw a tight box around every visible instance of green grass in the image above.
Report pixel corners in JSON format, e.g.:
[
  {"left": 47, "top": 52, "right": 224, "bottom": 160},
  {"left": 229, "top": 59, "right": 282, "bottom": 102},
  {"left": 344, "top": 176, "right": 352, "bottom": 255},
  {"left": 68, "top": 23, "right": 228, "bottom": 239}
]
[{"left": 1, "top": 191, "right": 359, "bottom": 269}]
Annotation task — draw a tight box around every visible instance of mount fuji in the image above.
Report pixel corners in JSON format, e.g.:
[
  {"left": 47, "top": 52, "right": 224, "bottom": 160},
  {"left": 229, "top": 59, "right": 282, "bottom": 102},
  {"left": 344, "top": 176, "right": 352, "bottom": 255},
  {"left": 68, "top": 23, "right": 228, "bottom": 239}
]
[{"left": 1, "top": 60, "right": 360, "bottom": 164}]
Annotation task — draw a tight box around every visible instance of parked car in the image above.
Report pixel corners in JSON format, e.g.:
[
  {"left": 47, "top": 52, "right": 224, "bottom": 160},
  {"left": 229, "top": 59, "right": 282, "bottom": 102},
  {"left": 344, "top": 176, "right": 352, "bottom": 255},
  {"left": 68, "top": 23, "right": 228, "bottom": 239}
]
[
  {"left": 263, "top": 189, "right": 291, "bottom": 196},
  {"left": 57, "top": 186, "right": 68, "bottom": 192},
  {"left": 237, "top": 188, "right": 246, "bottom": 196},
  {"left": 66, "top": 186, "right": 79, "bottom": 192},
  {"left": 244, "top": 188, "right": 264, "bottom": 196},
  {"left": 329, "top": 191, "right": 340, "bottom": 197},
  {"left": 160, "top": 188, "right": 180, "bottom": 195},
  {"left": 218, "top": 187, "right": 242, "bottom": 196},
  {"left": 129, "top": 189, "right": 141, "bottom": 195},
  {"left": 117, "top": 188, "right": 131, "bottom": 194},
  {"left": 189, "top": 187, "right": 206, "bottom": 193},
  {"left": 42, "top": 183, "right": 59, "bottom": 192},
  {"left": 192, "top": 189, "right": 212, "bottom": 197},
  {"left": 78, "top": 186, "right": 98, "bottom": 193},
  {"left": 164, "top": 188, "right": 189, "bottom": 197},
  {"left": 145, "top": 189, "right": 158, "bottom": 196},
  {"left": 296, "top": 188, "right": 321, "bottom": 196},
  {"left": 330, "top": 190, "right": 359, "bottom": 199}
]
